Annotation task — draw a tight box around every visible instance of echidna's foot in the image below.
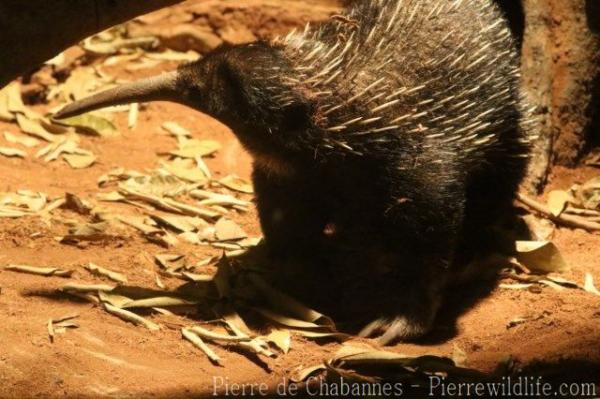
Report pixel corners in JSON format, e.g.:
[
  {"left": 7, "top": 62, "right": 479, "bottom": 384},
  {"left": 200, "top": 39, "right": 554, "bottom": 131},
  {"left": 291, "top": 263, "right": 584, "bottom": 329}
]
[{"left": 359, "top": 315, "right": 433, "bottom": 345}]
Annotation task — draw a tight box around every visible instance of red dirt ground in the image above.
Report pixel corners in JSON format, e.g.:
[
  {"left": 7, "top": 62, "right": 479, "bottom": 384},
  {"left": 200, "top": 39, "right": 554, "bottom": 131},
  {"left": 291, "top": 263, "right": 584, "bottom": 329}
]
[{"left": 1, "top": 2, "right": 599, "bottom": 398}]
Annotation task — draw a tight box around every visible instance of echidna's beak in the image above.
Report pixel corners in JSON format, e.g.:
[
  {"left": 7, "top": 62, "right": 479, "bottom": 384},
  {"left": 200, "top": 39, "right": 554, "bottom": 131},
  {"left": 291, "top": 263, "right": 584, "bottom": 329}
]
[{"left": 53, "top": 71, "right": 183, "bottom": 119}]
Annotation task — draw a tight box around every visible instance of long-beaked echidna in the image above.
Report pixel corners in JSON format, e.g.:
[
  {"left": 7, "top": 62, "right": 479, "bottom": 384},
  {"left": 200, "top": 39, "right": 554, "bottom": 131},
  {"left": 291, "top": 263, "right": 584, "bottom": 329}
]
[{"left": 55, "top": 0, "right": 535, "bottom": 344}]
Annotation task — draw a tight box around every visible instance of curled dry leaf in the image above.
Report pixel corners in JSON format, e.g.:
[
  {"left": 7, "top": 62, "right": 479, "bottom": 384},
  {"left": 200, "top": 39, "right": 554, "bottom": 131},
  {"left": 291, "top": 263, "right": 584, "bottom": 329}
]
[
  {"left": 190, "top": 189, "right": 250, "bottom": 208},
  {"left": 499, "top": 283, "right": 533, "bottom": 290},
  {"left": 182, "top": 272, "right": 213, "bottom": 283},
  {"left": 120, "top": 174, "right": 193, "bottom": 197},
  {"left": 146, "top": 50, "right": 200, "bottom": 62},
  {"left": 213, "top": 302, "right": 253, "bottom": 338},
  {"left": 168, "top": 139, "right": 221, "bottom": 159},
  {"left": 16, "top": 114, "right": 57, "bottom": 142},
  {"left": 0, "top": 147, "right": 26, "bottom": 158},
  {"left": 160, "top": 159, "right": 208, "bottom": 183},
  {"left": 583, "top": 273, "right": 600, "bottom": 297},
  {"left": 128, "top": 103, "right": 139, "bottom": 129},
  {"left": 265, "top": 329, "right": 291, "bottom": 354},
  {"left": 546, "top": 190, "right": 572, "bottom": 217},
  {"left": 182, "top": 328, "right": 222, "bottom": 365},
  {"left": 247, "top": 273, "right": 335, "bottom": 329},
  {"left": 121, "top": 296, "right": 197, "bottom": 309},
  {"left": 293, "top": 330, "right": 349, "bottom": 341},
  {"left": 64, "top": 153, "right": 96, "bottom": 169},
  {"left": 84, "top": 262, "right": 128, "bottom": 284},
  {"left": 4, "top": 132, "right": 40, "bottom": 148},
  {"left": 52, "top": 113, "right": 117, "bottom": 137},
  {"left": 253, "top": 308, "right": 329, "bottom": 330},
  {"left": 0, "top": 85, "right": 15, "bottom": 121},
  {"left": 98, "top": 291, "right": 133, "bottom": 308},
  {"left": 515, "top": 241, "right": 569, "bottom": 273},
  {"left": 4, "top": 264, "right": 73, "bottom": 277},
  {"left": 188, "top": 325, "right": 250, "bottom": 343},
  {"left": 238, "top": 338, "right": 277, "bottom": 358},
  {"left": 155, "top": 253, "right": 186, "bottom": 271},
  {"left": 219, "top": 175, "right": 254, "bottom": 194},
  {"left": 103, "top": 303, "right": 160, "bottom": 331},
  {"left": 162, "top": 121, "right": 191, "bottom": 138},
  {"left": 151, "top": 214, "right": 207, "bottom": 233},
  {"left": 214, "top": 218, "right": 247, "bottom": 242},
  {"left": 521, "top": 214, "right": 555, "bottom": 241}
]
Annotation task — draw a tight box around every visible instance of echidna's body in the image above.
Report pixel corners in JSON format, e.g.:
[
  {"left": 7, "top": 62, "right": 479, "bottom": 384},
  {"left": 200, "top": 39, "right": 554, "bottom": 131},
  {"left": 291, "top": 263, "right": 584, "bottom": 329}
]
[{"left": 56, "top": 0, "right": 533, "bottom": 343}]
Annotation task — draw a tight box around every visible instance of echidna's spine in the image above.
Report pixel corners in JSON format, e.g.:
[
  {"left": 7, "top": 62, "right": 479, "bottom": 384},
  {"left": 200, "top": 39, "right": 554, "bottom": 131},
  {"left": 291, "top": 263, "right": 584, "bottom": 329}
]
[{"left": 269, "top": 0, "right": 534, "bottom": 162}]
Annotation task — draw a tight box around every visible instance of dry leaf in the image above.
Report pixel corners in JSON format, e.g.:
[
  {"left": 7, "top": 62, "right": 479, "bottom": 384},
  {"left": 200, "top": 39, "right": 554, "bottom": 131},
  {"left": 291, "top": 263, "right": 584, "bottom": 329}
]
[
  {"left": 16, "top": 114, "right": 57, "bottom": 142},
  {"left": 583, "top": 273, "right": 600, "bottom": 296},
  {"left": 248, "top": 274, "right": 335, "bottom": 329},
  {"left": 160, "top": 160, "right": 208, "bottom": 183},
  {"left": 0, "top": 147, "right": 26, "bottom": 158},
  {"left": 188, "top": 325, "right": 250, "bottom": 342},
  {"left": 121, "top": 296, "right": 197, "bottom": 309},
  {"left": 103, "top": 303, "right": 160, "bottom": 331},
  {"left": 182, "top": 272, "right": 213, "bottom": 282},
  {"left": 53, "top": 113, "right": 117, "bottom": 137},
  {"left": 214, "top": 218, "right": 247, "bottom": 242},
  {"left": 4, "top": 264, "right": 73, "bottom": 277},
  {"left": 162, "top": 121, "right": 191, "bottom": 138},
  {"left": 265, "top": 329, "right": 291, "bottom": 354},
  {"left": 128, "top": 103, "right": 139, "bottom": 129},
  {"left": 0, "top": 85, "right": 15, "bottom": 121},
  {"left": 219, "top": 175, "right": 253, "bottom": 194},
  {"left": 547, "top": 190, "right": 571, "bottom": 217},
  {"left": 191, "top": 189, "right": 250, "bottom": 208},
  {"left": 499, "top": 283, "right": 533, "bottom": 290},
  {"left": 4, "top": 132, "right": 40, "bottom": 148},
  {"left": 169, "top": 139, "right": 221, "bottom": 158},
  {"left": 64, "top": 153, "right": 96, "bottom": 169},
  {"left": 146, "top": 50, "right": 200, "bottom": 62},
  {"left": 253, "top": 308, "right": 327, "bottom": 330},
  {"left": 84, "top": 262, "right": 128, "bottom": 284},
  {"left": 515, "top": 241, "right": 569, "bottom": 273},
  {"left": 182, "top": 328, "right": 222, "bottom": 365}
]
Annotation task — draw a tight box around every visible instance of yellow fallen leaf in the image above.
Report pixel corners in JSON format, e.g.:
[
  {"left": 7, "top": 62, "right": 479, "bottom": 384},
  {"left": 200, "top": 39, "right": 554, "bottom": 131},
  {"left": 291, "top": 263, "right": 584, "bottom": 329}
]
[
  {"left": 265, "top": 329, "right": 291, "bottom": 354},
  {"left": 4, "top": 132, "right": 40, "bottom": 147},
  {"left": 182, "top": 328, "right": 222, "bottom": 365},
  {"left": 84, "top": 262, "right": 127, "bottom": 284},
  {"left": 168, "top": 139, "right": 221, "bottom": 158},
  {"left": 547, "top": 190, "right": 571, "bottom": 217},
  {"left": 583, "top": 273, "right": 600, "bottom": 296},
  {"left": 160, "top": 160, "right": 207, "bottom": 183},
  {"left": 162, "top": 121, "right": 191, "bottom": 138},
  {"left": 515, "top": 241, "right": 569, "bottom": 273},
  {"left": 0, "top": 147, "right": 26, "bottom": 158},
  {"left": 103, "top": 303, "right": 160, "bottom": 331},
  {"left": 64, "top": 153, "right": 96, "bottom": 169},
  {"left": 219, "top": 175, "right": 253, "bottom": 194},
  {"left": 128, "top": 103, "right": 139, "bottom": 129},
  {"left": 4, "top": 264, "right": 73, "bottom": 277},
  {"left": 214, "top": 218, "right": 247, "bottom": 242},
  {"left": 16, "top": 114, "right": 57, "bottom": 142}
]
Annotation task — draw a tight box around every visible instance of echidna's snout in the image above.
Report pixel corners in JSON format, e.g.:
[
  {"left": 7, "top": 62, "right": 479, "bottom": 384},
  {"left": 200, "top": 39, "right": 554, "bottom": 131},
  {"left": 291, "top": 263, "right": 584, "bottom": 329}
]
[{"left": 53, "top": 70, "right": 184, "bottom": 119}]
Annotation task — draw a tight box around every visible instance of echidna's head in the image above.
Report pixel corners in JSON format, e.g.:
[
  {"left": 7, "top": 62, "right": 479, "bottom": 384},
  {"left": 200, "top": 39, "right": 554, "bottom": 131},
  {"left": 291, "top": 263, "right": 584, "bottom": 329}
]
[{"left": 55, "top": 42, "right": 318, "bottom": 161}]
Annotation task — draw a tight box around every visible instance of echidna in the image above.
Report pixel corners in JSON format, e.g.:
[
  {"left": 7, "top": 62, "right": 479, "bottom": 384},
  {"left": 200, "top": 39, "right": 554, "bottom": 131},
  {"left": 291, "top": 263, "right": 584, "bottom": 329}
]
[{"left": 56, "top": 0, "right": 534, "bottom": 344}]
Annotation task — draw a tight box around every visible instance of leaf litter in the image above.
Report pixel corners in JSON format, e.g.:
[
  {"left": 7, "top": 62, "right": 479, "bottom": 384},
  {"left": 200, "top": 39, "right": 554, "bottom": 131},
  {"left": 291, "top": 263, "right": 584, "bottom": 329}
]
[{"left": 5, "top": 29, "right": 595, "bottom": 386}]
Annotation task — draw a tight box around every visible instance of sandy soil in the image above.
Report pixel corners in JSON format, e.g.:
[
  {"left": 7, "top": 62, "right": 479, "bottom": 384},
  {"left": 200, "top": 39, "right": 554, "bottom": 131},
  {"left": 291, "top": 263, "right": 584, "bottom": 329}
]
[{"left": 1, "top": 2, "right": 599, "bottom": 398}]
